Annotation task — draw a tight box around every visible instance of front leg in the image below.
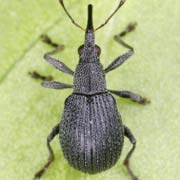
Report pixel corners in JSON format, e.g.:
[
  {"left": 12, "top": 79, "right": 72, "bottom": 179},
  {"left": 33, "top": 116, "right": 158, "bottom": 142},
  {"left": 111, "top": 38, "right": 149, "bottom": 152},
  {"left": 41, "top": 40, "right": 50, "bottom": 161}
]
[
  {"left": 109, "top": 89, "right": 150, "bottom": 104},
  {"left": 41, "top": 34, "right": 74, "bottom": 76},
  {"left": 44, "top": 47, "right": 74, "bottom": 76},
  {"left": 104, "top": 36, "right": 134, "bottom": 73},
  {"left": 104, "top": 23, "right": 137, "bottom": 74}
]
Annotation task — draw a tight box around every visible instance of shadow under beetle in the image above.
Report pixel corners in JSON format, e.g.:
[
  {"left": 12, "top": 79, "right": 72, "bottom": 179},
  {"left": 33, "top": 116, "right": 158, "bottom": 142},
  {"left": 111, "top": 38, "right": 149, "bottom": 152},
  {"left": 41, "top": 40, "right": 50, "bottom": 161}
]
[{"left": 34, "top": 0, "right": 150, "bottom": 179}]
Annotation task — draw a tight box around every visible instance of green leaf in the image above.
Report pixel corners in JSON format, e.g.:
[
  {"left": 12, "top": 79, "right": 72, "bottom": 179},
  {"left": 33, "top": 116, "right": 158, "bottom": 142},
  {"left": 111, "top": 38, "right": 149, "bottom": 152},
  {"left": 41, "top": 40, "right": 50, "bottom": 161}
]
[{"left": 0, "top": 0, "right": 179, "bottom": 180}]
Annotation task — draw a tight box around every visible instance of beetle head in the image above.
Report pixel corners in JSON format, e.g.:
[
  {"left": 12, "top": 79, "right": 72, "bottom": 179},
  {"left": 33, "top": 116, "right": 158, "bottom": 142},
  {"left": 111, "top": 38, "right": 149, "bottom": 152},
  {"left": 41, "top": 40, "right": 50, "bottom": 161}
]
[{"left": 78, "top": 5, "right": 101, "bottom": 62}]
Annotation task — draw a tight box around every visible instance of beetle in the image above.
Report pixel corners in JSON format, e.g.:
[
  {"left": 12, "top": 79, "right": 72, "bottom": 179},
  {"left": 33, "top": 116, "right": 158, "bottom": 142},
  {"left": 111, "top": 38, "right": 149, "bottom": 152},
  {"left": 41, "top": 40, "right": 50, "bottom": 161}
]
[{"left": 34, "top": 0, "right": 149, "bottom": 179}]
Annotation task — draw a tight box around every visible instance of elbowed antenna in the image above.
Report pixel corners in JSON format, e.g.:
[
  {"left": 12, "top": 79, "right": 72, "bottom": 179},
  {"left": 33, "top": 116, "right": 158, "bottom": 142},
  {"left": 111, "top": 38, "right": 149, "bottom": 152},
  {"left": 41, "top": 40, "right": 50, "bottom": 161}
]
[
  {"left": 59, "top": 0, "right": 85, "bottom": 31},
  {"left": 95, "top": 0, "right": 126, "bottom": 31},
  {"left": 59, "top": 0, "right": 126, "bottom": 31}
]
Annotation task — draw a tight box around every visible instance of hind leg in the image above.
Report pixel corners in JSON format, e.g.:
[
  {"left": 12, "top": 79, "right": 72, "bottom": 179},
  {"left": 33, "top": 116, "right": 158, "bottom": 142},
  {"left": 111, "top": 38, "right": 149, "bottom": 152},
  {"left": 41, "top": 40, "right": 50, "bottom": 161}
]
[
  {"left": 123, "top": 125, "right": 138, "bottom": 180},
  {"left": 34, "top": 123, "right": 59, "bottom": 179}
]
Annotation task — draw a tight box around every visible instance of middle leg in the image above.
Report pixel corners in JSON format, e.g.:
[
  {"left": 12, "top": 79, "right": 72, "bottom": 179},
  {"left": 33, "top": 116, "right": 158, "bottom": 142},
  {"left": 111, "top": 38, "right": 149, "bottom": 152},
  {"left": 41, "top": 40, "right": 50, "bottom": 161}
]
[
  {"left": 28, "top": 71, "right": 53, "bottom": 81},
  {"left": 109, "top": 89, "right": 150, "bottom": 104}
]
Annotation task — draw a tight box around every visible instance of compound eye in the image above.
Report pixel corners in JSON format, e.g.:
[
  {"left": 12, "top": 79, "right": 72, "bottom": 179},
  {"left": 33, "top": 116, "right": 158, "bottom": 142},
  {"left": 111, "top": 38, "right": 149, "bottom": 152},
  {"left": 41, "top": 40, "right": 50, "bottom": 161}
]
[
  {"left": 78, "top": 45, "right": 84, "bottom": 55},
  {"left": 95, "top": 45, "right": 101, "bottom": 56}
]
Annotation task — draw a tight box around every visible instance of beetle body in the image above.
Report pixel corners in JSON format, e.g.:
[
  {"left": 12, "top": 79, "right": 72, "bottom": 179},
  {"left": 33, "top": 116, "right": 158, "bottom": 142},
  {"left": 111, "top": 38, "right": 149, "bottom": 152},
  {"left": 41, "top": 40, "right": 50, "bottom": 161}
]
[
  {"left": 60, "top": 92, "right": 124, "bottom": 173},
  {"left": 34, "top": 2, "right": 148, "bottom": 179},
  {"left": 59, "top": 6, "right": 124, "bottom": 173}
]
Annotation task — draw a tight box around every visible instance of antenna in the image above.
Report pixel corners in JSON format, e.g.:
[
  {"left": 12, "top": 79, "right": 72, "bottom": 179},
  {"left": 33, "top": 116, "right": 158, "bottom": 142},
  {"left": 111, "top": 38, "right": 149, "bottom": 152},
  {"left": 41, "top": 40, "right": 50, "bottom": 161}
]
[
  {"left": 59, "top": 0, "right": 85, "bottom": 31},
  {"left": 95, "top": 0, "right": 126, "bottom": 31},
  {"left": 59, "top": 0, "right": 126, "bottom": 31}
]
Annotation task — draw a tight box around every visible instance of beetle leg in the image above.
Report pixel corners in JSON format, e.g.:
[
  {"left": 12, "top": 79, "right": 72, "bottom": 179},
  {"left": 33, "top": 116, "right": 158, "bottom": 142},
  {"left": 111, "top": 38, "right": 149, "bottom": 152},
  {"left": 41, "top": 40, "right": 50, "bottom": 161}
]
[
  {"left": 28, "top": 71, "right": 53, "bottom": 81},
  {"left": 42, "top": 81, "right": 73, "bottom": 89},
  {"left": 109, "top": 90, "right": 150, "bottom": 104},
  {"left": 105, "top": 23, "right": 137, "bottom": 73},
  {"left": 34, "top": 123, "right": 59, "bottom": 179},
  {"left": 104, "top": 35, "right": 134, "bottom": 73},
  {"left": 44, "top": 47, "right": 74, "bottom": 76},
  {"left": 41, "top": 35, "right": 74, "bottom": 76},
  {"left": 41, "top": 34, "right": 60, "bottom": 48},
  {"left": 123, "top": 125, "right": 138, "bottom": 180},
  {"left": 118, "top": 22, "right": 137, "bottom": 37}
]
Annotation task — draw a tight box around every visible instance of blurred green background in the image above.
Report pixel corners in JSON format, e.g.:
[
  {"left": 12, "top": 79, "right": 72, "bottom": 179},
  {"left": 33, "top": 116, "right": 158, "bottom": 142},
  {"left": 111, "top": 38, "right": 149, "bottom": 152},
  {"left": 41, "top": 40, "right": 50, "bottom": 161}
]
[{"left": 0, "top": 0, "right": 179, "bottom": 180}]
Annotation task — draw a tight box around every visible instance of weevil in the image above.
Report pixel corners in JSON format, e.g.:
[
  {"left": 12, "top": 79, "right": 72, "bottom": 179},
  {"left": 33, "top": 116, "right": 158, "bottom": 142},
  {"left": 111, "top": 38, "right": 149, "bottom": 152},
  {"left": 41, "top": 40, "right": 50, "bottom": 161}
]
[{"left": 34, "top": 0, "right": 150, "bottom": 179}]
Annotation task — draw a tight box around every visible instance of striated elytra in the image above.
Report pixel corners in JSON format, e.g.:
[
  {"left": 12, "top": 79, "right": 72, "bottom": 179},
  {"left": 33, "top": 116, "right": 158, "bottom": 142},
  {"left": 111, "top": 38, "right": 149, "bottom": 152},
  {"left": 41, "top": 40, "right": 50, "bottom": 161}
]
[
  {"left": 34, "top": 1, "right": 149, "bottom": 180},
  {"left": 60, "top": 93, "right": 124, "bottom": 173}
]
